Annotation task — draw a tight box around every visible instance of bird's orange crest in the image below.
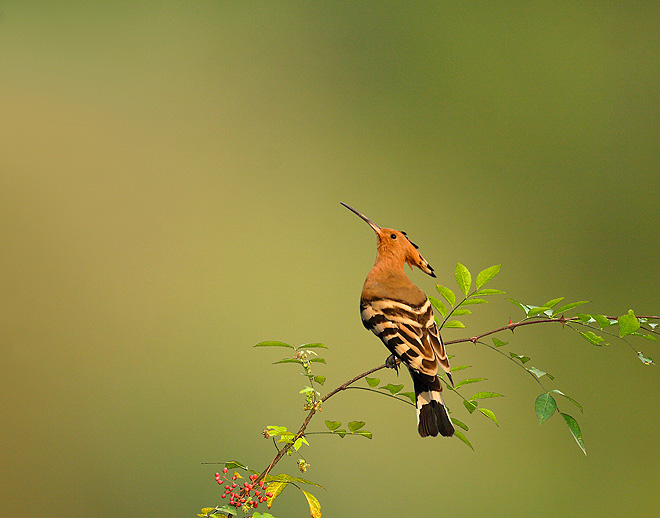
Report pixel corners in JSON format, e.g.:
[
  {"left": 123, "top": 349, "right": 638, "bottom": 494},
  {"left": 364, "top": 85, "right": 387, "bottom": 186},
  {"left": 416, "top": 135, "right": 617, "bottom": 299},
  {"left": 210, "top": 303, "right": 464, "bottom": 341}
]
[{"left": 340, "top": 203, "right": 436, "bottom": 278}]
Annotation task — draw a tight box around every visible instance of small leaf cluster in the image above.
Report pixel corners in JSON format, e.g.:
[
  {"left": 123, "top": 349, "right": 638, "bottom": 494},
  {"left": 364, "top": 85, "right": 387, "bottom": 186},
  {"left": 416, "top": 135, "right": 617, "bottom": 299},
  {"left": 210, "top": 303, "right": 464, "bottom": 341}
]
[
  {"left": 431, "top": 263, "right": 504, "bottom": 330},
  {"left": 324, "top": 419, "right": 372, "bottom": 439},
  {"left": 535, "top": 391, "right": 585, "bottom": 455},
  {"left": 255, "top": 341, "right": 328, "bottom": 409},
  {"left": 364, "top": 376, "right": 416, "bottom": 406},
  {"left": 444, "top": 372, "right": 501, "bottom": 450},
  {"left": 264, "top": 426, "right": 309, "bottom": 453}
]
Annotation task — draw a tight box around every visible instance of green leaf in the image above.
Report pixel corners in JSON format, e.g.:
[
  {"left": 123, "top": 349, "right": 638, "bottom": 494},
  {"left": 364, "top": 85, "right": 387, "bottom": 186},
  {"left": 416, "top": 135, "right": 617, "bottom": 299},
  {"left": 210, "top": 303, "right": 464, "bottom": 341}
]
[
  {"left": 325, "top": 420, "right": 341, "bottom": 431},
  {"left": 527, "top": 366, "right": 554, "bottom": 380},
  {"left": 355, "top": 430, "right": 373, "bottom": 439},
  {"left": 561, "top": 412, "right": 586, "bottom": 455},
  {"left": 455, "top": 377, "right": 487, "bottom": 389},
  {"left": 365, "top": 377, "right": 380, "bottom": 388},
  {"left": 575, "top": 313, "right": 593, "bottom": 323},
  {"left": 470, "top": 391, "right": 504, "bottom": 400},
  {"left": 444, "top": 320, "right": 465, "bottom": 328},
  {"left": 399, "top": 391, "right": 416, "bottom": 404},
  {"left": 619, "top": 309, "right": 640, "bottom": 337},
  {"left": 506, "top": 298, "right": 530, "bottom": 316},
  {"left": 552, "top": 301, "right": 590, "bottom": 314},
  {"left": 463, "top": 400, "right": 478, "bottom": 413},
  {"left": 551, "top": 390, "right": 584, "bottom": 413},
  {"left": 429, "top": 296, "right": 447, "bottom": 318},
  {"left": 436, "top": 284, "right": 456, "bottom": 307},
  {"left": 267, "top": 425, "right": 288, "bottom": 435},
  {"left": 348, "top": 421, "right": 366, "bottom": 432},
  {"left": 222, "top": 460, "right": 247, "bottom": 470},
  {"left": 450, "top": 417, "right": 469, "bottom": 431},
  {"left": 273, "top": 358, "right": 302, "bottom": 365},
  {"left": 543, "top": 297, "right": 565, "bottom": 308},
  {"left": 461, "top": 298, "right": 488, "bottom": 305},
  {"left": 255, "top": 341, "right": 295, "bottom": 349},
  {"left": 309, "top": 358, "right": 326, "bottom": 363},
  {"left": 277, "top": 433, "right": 295, "bottom": 443},
  {"left": 528, "top": 306, "right": 551, "bottom": 317},
  {"left": 293, "top": 437, "right": 303, "bottom": 450},
  {"left": 450, "top": 365, "right": 471, "bottom": 372},
  {"left": 455, "top": 263, "right": 472, "bottom": 297},
  {"left": 637, "top": 351, "right": 656, "bottom": 365},
  {"left": 313, "top": 375, "right": 326, "bottom": 386},
  {"left": 492, "top": 337, "right": 508, "bottom": 347},
  {"left": 579, "top": 331, "right": 605, "bottom": 346},
  {"left": 214, "top": 505, "right": 237, "bottom": 516},
  {"left": 592, "top": 314, "right": 612, "bottom": 328},
  {"left": 510, "top": 353, "right": 531, "bottom": 364},
  {"left": 473, "top": 288, "right": 505, "bottom": 296},
  {"left": 380, "top": 383, "right": 404, "bottom": 395},
  {"left": 476, "top": 264, "right": 501, "bottom": 289},
  {"left": 299, "top": 386, "right": 315, "bottom": 394},
  {"left": 535, "top": 393, "right": 557, "bottom": 425},
  {"left": 452, "top": 308, "right": 472, "bottom": 316},
  {"left": 301, "top": 489, "right": 322, "bottom": 518},
  {"left": 335, "top": 429, "right": 347, "bottom": 438},
  {"left": 298, "top": 342, "right": 327, "bottom": 349},
  {"left": 479, "top": 408, "right": 498, "bottom": 426},
  {"left": 453, "top": 430, "right": 474, "bottom": 450}
]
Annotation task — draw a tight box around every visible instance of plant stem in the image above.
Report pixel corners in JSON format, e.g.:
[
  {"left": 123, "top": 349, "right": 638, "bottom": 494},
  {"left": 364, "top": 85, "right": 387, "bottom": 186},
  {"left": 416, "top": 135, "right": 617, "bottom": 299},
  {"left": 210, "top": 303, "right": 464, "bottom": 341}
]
[
  {"left": 254, "top": 363, "right": 388, "bottom": 485},
  {"left": 252, "top": 314, "right": 660, "bottom": 486}
]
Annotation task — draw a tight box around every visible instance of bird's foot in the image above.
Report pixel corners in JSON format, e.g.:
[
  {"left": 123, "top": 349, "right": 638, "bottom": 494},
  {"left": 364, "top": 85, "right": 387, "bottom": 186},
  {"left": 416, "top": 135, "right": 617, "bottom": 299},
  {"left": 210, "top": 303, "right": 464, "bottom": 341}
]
[{"left": 385, "top": 354, "right": 400, "bottom": 374}]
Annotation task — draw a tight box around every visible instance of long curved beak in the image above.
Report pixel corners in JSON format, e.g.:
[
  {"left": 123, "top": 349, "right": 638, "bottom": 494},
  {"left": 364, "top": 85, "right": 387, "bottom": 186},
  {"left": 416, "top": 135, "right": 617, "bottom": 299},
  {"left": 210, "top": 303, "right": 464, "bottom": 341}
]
[{"left": 340, "top": 203, "right": 381, "bottom": 234}]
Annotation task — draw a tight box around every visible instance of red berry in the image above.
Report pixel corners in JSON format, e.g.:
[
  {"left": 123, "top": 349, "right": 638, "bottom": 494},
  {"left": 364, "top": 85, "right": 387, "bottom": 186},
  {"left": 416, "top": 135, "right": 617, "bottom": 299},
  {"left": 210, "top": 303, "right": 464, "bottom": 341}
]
[
  {"left": 266, "top": 492, "right": 273, "bottom": 497},
  {"left": 232, "top": 474, "right": 237, "bottom": 480},
  {"left": 222, "top": 467, "right": 228, "bottom": 474}
]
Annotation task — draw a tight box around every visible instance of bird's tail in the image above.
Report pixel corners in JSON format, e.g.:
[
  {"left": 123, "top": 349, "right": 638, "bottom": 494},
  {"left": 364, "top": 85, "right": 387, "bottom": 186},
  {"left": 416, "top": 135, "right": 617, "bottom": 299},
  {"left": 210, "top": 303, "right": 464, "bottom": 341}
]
[{"left": 412, "top": 372, "right": 454, "bottom": 438}]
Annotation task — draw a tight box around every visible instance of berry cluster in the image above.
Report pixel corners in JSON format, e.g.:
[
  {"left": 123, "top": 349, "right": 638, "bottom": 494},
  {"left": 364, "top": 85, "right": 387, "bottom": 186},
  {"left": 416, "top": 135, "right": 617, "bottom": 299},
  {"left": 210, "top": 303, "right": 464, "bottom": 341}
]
[{"left": 215, "top": 468, "right": 273, "bottom": 510}]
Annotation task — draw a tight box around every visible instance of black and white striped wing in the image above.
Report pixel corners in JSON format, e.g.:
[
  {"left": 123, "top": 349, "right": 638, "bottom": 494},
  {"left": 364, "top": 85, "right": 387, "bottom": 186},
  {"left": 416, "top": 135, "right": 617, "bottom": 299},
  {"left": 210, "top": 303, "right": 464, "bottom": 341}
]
[{"left": 360, "top": 297, "right": 451, "bottom": 377}]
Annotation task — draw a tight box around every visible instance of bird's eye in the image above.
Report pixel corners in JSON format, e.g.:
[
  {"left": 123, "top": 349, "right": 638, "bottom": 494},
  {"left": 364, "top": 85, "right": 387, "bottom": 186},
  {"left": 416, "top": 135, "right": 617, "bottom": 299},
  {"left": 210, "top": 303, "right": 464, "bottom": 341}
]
[{"left": 390, "top": 233, "right": 397, "bottom": 239}]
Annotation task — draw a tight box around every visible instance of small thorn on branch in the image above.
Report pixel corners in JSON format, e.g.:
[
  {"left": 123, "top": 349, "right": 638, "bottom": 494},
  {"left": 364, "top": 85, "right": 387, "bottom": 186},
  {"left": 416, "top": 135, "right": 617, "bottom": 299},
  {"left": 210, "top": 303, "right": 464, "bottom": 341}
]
[
  {"left": 508, "top": 319, "right": 515, "bottom": 333},
  {"left": 470, "top": 336, "right": 478, "bottom": 344}
]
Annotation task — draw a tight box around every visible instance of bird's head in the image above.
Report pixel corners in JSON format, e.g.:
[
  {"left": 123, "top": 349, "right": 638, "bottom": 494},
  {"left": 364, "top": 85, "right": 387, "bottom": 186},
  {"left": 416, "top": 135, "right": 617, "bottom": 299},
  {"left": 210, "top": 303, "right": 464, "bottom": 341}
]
[{"left": 341, "top": 202, "right": 436, "bottom": 277}]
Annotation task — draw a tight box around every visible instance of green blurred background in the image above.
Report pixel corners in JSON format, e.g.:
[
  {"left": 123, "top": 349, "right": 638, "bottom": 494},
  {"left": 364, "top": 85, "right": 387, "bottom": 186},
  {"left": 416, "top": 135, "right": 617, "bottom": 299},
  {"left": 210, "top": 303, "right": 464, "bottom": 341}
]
[{"left": 2, "top": 2, "right": 659, "bottom": 516}]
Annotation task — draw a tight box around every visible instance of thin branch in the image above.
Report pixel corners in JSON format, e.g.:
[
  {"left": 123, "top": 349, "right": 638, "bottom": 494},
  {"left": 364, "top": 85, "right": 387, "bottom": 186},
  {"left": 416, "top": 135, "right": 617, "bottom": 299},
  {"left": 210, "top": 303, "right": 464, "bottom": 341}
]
[
  {"left": 253, "top": 362, "right": 389, "bottom": 486},
  {"left": 345, "top": 386, "right": 415, "bottom": 406},
  {"left": 250, "top": 313, "right": 660, "bottom": 488}
]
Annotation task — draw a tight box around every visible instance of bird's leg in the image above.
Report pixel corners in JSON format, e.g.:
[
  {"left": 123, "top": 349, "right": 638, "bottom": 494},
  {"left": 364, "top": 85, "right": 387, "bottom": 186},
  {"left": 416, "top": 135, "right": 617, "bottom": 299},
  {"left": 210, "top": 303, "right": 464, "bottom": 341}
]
[{"left": 385, "top": 353, "right": 400, "bottom": 374}]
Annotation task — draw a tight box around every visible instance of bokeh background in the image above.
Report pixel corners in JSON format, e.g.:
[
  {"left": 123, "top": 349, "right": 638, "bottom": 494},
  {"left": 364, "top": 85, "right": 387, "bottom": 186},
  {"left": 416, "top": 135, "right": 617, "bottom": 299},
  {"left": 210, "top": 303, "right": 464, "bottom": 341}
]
[{"left": 2, "top": 2, "right": 659, "bottom": 517}]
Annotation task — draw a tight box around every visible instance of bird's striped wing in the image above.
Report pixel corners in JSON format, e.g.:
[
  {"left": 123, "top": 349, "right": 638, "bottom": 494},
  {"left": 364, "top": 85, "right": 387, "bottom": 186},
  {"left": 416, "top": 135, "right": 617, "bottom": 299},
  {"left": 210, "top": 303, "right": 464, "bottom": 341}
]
[{"left": 360, "top": 297, "right": 451, "bottom": 377}]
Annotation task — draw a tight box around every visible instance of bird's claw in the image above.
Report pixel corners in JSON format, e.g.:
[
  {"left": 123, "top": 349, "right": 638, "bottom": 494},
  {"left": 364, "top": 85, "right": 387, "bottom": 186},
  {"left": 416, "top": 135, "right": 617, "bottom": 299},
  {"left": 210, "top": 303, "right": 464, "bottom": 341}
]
[{"left": 385, "top": 354, "right": 399, "bottom": 374}]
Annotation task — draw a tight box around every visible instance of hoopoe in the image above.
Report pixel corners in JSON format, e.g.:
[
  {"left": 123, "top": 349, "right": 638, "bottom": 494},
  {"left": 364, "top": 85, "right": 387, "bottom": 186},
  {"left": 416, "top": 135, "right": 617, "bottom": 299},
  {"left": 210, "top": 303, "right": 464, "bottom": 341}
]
[{"left": 341, "top": 203, "right": 454, "bottom": 438}]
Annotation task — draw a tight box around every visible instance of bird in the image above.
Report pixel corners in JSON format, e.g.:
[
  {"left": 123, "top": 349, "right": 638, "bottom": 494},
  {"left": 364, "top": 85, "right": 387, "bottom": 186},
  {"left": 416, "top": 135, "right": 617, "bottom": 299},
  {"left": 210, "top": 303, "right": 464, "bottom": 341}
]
[{"left": 341, "top": 202, "right": 454, "bottom": 438}]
